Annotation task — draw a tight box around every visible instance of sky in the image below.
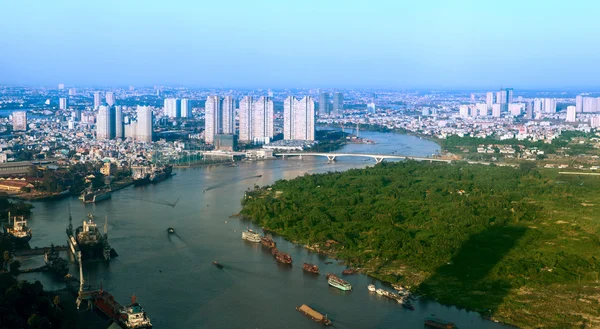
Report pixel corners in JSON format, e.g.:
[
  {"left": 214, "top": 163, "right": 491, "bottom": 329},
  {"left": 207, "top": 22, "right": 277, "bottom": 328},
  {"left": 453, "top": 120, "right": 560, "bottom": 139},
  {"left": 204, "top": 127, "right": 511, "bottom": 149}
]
[{"left": 0, "top": 0, "right": 599, "bottom": 89}]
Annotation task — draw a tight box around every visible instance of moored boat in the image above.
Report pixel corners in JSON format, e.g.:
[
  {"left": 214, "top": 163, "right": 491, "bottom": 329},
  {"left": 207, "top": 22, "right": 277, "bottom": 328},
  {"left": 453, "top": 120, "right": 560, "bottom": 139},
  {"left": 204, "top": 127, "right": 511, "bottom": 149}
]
[
  {"left": 376, "top": 288, "right": 384, "bottom": 295},
  {"left": 275, "top": 251, "right": 292, "bottom": 264},
  {"left": 271, "top": 247, "right": 279, "bottom": 256},
  {"left": 67, "top": 213, "right": 113, "bottom": 263},
  {"left": 367, "top": 284, "right": 376, "bottom": 292},
  {"left": 342, "top": 268, "right": 357, "bottom": 275},
  {"left": 424, "top": 316, "right": 457, "bottom": 328},
  {"left": 79, "top": 185, "right": 112, "bottom": 203},
  {"left": 260, "top": 235, "right": 276, "bottom": 248},
  {"left": 93, "top": 290, "right": 152, "bottom": 329},
  {"left": 3, "top": 214, "right": 32, "bottom": 244},
  {"left": 303, "top": 263, "right": 319, "bottom": 274},
  {"left": 296, "top": 304, "right": 332, "bottom": 326},
  {"left": 326, "top": 273, "right": 352, "bottom": 291},
  {"left": 242, "top": 228, "right": 261, "bottom": 242}
]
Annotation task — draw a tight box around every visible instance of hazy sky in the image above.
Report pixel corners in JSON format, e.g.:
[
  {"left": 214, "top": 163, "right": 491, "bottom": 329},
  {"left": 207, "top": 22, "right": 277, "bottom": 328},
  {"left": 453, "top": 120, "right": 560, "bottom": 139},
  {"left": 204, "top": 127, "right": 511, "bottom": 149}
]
[{"left": 1, "top": 0, "right": 599, "bottom": 89}]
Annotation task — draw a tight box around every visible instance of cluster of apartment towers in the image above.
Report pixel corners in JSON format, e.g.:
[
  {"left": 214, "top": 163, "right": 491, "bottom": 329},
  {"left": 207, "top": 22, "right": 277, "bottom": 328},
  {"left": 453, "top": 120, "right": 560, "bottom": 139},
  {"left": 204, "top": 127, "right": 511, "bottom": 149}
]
[{"left": 459, "top": 88, "right": 560, "bottom": 119}]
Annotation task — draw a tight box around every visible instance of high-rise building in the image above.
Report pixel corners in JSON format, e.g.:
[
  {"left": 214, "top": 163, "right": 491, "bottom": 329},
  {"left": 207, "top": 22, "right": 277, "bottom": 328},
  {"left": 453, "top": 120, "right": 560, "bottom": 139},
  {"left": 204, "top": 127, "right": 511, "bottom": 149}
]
[
  {"left": 543, "top": 98, "right": 556, "bottom": 113},
  {"left": 59, "top": 98, "right": 68, "bottom": 110},
  {"left": 485, "top": 92, "right": 494, "bottom": 108},
  {"left": 12, "top": 111, "right": 27, "bottom": 131},
  {"left": 476, "top": 103, "right": 488, "bottom": 116},
  {"left": 319, "top": 92, "right": 330, "bottom": 116},
  {"left": 204, "top": 96, "right": 220, "bottom": 144},
  {"left": 492, "top": 104, "right": 502, "bottom": 118},
  {"left": 181, "top": 99, "right": 192, "bottom": 118},
  {"left": 591, "top": 116, "right": 600, "bottom": 128},
  {"left": 251, "top": 96, "right": 274, "bottom": 144},
  {"left": 583, "top": 97, "right": 598, "bottom": 112},
  {"left": 459, "top": 105, "right": 470, "bottom": 117},
  {"left": 68, "top": 88, "right": 76, "bottom": 96},
  {"left": 283, "top": 96, "right": 315, "bottom": 141},
  {"left": 136, "top": 106, "right": 153, "bottom": 142},
  {"left": 115, "top": 106, "right": 124, "bottom": 139},
  {"left": 105, "top": 92, "right": 116, "bottom": 106},
  {"left": 96, "top": 105, "right": 114, "bottom": 140},
  {"left": 533, "top": 98, "right": 542, "bottom": 113},
  {"left": 505, "top": 88, "right": 514, "bottom": 104},
  {"left": 525, "top": 101, "right": 533, "bottom": 119},
  {"left": 509, "top": 103, "right": 524, "bottom": 116},
  {"left": 576, "top": 95, "right": 583, "bottom": 113},
  {"left": 222, "top": 96, "right": 235, "bottom": 135},
  {"left": 495, "top": 91, "right": 503, "bottom": 104},
  {"left": 238, "top": 96, "right": 253, "bottom": 142},
  {"left": 58, "top": 83, "right": 65, "bottom": 90},
  {"left": 164, "top": 98, "right": 181, "bottom": 118},
  {"left": 93, "top": 92, "right": 102, "bottom": 108},
  {"left": 332, "top": 92, "right": 344, "bottom": 115},
  {"left": 566, "top": 106, "right": 577, "bottom": 122}
]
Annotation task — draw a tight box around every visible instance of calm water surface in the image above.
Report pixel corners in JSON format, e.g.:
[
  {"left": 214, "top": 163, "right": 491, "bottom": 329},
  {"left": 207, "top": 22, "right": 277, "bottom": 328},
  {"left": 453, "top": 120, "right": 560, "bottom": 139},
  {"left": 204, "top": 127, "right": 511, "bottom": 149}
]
[{"left": 20, "top": 131, "right": 515, "bottom": 329}]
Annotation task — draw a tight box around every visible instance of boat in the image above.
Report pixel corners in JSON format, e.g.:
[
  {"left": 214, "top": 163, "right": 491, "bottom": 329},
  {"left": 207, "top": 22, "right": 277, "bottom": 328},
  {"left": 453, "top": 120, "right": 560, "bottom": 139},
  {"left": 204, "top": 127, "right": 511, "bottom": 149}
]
[
  {"left": 424, "top": 317, "right": 457, "bottom": 329},
  {"left": 376, "top": 288, "right": 384, "bottom": 295},
  {"left": 44, "top": 244, "right": 69, "bottom": 277},
  {"left": 213, "top": 261, "right": 223, "bottom": 269},
  {"left": 326, "top": 273, "right": 352, "bottom": 291},
  {"left": 149, "top": 164, "right": 173, "bottom": 184},
  {"left": 367, "top": 284, "right": 376, "bottom": 292},
  {"left": 132, "top": 168, "right": 151, "bottom": 187},
  {"left": 67, "top": 213, "right": 113, "bottom": 263},
  {"left": 167, "top": 228, "right": 175, "bottom": 234},
  {"left": 303, "top": 263, "right": 319, "bottom": 274},
  {"left": 342, "top": 268, "right": 357, "bottom": 275},
  {"left": 271, "top": 247, "right": 279, "bottom": 256},
  {"left": 3, "top": 214, "right": 32, "bottom": 244},
  {"left": 242, "top": 228, "right": 261, "bottom": 242},
  {"left": 275, "top": 251, "right": 292, "bottom": 264},
  {"left": 260, "top": 235, "right": 276, "bottom": 248},
  {"left": 93, "top": 290, "right": 152, "bottom": 329},
  {"left": 296, "top": 304, "right": 332, "bottom": 326},
  {"left": 79, "top": 185, "right": 112, "bottom": 203}
]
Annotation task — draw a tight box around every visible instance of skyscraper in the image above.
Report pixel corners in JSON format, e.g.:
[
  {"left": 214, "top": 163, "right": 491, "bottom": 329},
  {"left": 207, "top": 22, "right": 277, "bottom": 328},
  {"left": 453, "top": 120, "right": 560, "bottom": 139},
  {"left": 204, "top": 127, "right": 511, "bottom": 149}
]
[
  {"left": 238, "top": 96, "right": 253, "bottom": 142},
  {"left": 476, "top": 103, "right": 488, "bottom": 116},
  {"left": 533, "top": 98, "right": 542, "bottom": 113},
  {"left": 164, "top": 98, "right": 181, "bottom": 118},
  {"left": 543, "top": 98, "right": 556, "bottom": 113},
  {"left": 136, "top": 106, "right": 153, "bottom": 142},
  {"left": 93, "top": 92, "right": 102, "bottom": 108},
  {"left": 181, "top": 99, "right": 192, "bottom": 118},
  {"left": 492, "top": 104, "right": 501, "bottom": 118},
  {"left": 96, "top": 105, "right": 113, "bottom": 140},
  {"left": 495, "top": 91, "right": 503, "bottom": 104},
  {"left": 576, "top": 95, "right": 583, "bottom": 113},
  {"left": 68, "top": 88, "right": 77, "bottom": 96},
  {"left": 251, "top": 96, "right": 274, "bottom": 144},
  {"left": 284, "top": 96, "right": 315, "bottom": 141},
  {"left": 583, "top": 97, "right": 598, "bottom": 112},
  {"left": 115, "top": 106, "right": 124, "bottom": 139},
  {"left": 221, "top": 96, "right": 235, "bottom": 135},
  {"left": 204, "top": 96, "right": 220, "bottom": 144},
  {"left": 485, "top": 92, "right": 494, "bottom": 108},
  {"left": 319, "top": 92, "right": 330, "bottom": 117},
  {"left": 459, "top": 105, "right": 470, "bottom": 117},
  {"left": 509, "top": 103, "right": 524, "bottom": 116},
  {"left": 332, "top": 92, "right": 344, "bottom": 115},
  {"left": 105, "top": 92, "right": 116, "bottom": 106},
  {"left": 525, "top": 101, "right": 533, "bottom": 119},
  {"left": 566, "top": 106, "right": 577, "bottom": 122},
  {"left": 59, "top": 98, "right": 68, "bottom": 110},
  {"left": 58, "top": 83, "right": 65, "bottom": 90},
  {"left": 504, "top": 88, "right": 514, "bottom": 104},
  {"left": 12, "top": 111, "right": 27, "bottom": 131}
]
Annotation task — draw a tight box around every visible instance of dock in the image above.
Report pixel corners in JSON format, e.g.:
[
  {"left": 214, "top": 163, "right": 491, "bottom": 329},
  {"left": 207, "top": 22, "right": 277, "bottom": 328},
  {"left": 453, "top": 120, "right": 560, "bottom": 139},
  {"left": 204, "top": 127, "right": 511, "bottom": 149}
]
[{"left": 14, "top": 245, "right": 69, "bottom": 256}]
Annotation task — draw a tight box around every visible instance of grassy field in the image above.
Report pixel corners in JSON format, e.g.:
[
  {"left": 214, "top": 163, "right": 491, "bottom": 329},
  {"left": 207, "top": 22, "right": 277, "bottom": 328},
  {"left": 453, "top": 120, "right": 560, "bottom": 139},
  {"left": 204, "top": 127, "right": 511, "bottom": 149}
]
[{"left": 241, "top": 161, "right": 600, "bottom": 329}]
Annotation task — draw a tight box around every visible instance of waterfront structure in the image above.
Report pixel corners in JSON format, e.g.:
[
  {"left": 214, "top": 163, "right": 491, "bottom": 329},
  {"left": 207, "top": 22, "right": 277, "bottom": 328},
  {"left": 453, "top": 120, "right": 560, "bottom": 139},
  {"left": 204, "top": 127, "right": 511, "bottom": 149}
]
[
  {"left": 115, "top": 106, "right": 124, "bottom": 139},
  {"left": 283, "top": 96, "right": 315, "bottom": 141},
  {"left": 59, "top": 97, "right": 68, "bottom": 110},
  {"left": 181, "top": 98, "right": 192, "bottom": 118},
  {"left": 164, "top": 98, "right": 181, "bottom": 118},
  {"left": 105, "top": 92, "right": 115, "bottom": 106},
  {"left": 492, "top": 104, "right": 501, "bottom": 118},
  {"left": 12, "top": 111, "right": 27, "bottom": 131},
  {"left": 204, "top": 96, "right": 220, "bottom": 144},
  {"left": 222, "top": 96, "right": 235, "bottom": 134},
  {"left": 566, "top": 106, "right": 577, "bottom": 122},
  {"left": 332, "top": 92, "right": 344, "bottom": 115},
  {"left": 93, "top": 92, "right": 102, "bottom": 108},
  {"left": 576, "top": 95, "right": 583, "bottom": 113},
  {"left": 214, "top": 134, "right": 238, "bottom": 151},
  {"left": 486, "top": 92, "right": 494, "bottom": 108},
  {"left": 319, "top": 92, "right": 330, "bottom": 116},
  {"left": 136, "top": 106, "right": 153, "bottom": 142}
]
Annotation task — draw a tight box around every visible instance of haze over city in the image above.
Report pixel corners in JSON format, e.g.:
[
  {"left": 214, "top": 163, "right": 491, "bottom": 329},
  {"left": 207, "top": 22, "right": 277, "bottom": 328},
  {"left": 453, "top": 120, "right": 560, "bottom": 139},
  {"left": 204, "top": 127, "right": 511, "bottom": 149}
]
[{"left": 1, "top": 0, "right": 599, "bottom": 89}]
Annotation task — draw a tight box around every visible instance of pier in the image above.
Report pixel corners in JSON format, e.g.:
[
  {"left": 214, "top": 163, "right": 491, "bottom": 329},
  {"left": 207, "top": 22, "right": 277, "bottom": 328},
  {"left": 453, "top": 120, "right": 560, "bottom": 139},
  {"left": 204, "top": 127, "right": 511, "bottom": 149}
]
[{"left": 14, "top": 245, "right": 69, "bottom": 256}]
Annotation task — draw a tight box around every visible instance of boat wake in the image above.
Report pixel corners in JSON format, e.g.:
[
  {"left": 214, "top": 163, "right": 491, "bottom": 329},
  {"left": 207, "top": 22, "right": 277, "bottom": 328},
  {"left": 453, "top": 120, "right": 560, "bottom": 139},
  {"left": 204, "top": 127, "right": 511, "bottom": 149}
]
[{"left": 202, "top": 175, "right": 262, "bottom": 193}]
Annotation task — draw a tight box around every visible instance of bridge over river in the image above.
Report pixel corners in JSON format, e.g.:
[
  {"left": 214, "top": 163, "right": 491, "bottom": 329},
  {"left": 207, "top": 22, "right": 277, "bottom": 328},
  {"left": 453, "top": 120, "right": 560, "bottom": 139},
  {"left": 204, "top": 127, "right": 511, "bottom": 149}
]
[{"left": 275, "top": 152, "right": 453, "bottom": 164}]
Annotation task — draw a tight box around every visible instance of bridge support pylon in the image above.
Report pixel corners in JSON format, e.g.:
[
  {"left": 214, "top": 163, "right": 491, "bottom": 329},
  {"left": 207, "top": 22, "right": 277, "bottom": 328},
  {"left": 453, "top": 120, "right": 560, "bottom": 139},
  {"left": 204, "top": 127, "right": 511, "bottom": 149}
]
[
  {"left": 327, "top": 155, "right": 337, "bottom": 162},
  {"left": 374, "top": 157, "right": 384, "bottom": 164}
]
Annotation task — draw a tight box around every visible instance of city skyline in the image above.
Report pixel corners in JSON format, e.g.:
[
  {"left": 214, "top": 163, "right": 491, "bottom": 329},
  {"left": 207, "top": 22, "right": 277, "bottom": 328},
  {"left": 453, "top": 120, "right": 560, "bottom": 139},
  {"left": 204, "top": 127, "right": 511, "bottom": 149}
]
[{"left": 1, "top": 1, "right": 599, "bottom": 89}]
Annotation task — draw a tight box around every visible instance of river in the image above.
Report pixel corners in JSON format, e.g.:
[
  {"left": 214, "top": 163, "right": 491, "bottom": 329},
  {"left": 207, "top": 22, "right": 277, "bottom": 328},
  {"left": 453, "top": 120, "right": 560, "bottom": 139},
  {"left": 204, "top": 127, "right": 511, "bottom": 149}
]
[{"left": 18, "top": 130, "right": 515, "bottom": 329}]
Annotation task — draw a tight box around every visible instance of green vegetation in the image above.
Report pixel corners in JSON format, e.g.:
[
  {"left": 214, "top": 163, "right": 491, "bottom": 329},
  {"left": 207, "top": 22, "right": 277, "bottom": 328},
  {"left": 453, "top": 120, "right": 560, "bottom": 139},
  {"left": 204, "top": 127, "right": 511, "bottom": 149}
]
[{"left": 241, "top": 161, "right": 600, "bottom": 329}]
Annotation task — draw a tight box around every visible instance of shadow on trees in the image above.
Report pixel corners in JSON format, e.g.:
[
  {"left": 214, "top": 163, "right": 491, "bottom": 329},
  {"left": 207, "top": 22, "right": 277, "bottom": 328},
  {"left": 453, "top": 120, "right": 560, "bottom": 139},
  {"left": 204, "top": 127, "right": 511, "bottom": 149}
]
[{"left": 418, "top": 225, "right": 528, "bottom": 315}]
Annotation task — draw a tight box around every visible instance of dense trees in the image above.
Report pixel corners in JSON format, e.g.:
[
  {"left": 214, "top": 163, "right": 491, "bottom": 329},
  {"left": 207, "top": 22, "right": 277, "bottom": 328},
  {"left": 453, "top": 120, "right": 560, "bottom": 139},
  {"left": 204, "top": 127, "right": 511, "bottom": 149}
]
[{"left": 242, "top": 161, "right": 600, "bottom": 328}]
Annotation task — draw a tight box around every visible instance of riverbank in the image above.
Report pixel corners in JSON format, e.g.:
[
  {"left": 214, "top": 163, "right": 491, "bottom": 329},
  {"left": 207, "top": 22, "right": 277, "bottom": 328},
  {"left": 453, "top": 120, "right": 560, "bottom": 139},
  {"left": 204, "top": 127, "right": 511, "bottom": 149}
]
[{"left": 241, "top": 161, "right": 600, "bottom": 329}]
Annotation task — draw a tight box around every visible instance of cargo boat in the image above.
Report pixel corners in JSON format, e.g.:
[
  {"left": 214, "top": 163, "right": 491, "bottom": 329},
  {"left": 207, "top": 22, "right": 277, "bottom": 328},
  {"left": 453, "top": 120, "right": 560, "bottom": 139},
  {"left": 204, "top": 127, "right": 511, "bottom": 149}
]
[
  {"left": 79, "top": 185, "right": 112, "bottom": 203},
  {"left": 3, "top": 214, "right": 32, "bottom": 244},
  {"left": 93, "top": 291, "right": 153, "bottom": 329},
  {"left": 342, "top": 268, "right": 357, "bottom": 275},
  {"left": 67, "top": 213, "right": 113, "bottom": 263},
  {"left": 326, "top": 273, "right": 352, "bottom": 291},
  {"left": 296, "top": 304, "right": 332, "bottom": 326},
  {"left": 275, "top": 251, "right": 292, "bottom": 264},
  {"left": 271, "top": 247, "right": 279, "bottom": 256},
  {"left": 242, "top": 228, "right": 261, "bottom": 242},
  {"left": 260, "top": 235, "right": 276, "bottom": 248},
  {"left": 149, "top": 165, "right": 173, "bottom": 184},
  {"left": 424, "top": 317, "right": 458, "bottom": 329},
  {"left": 303, "top": 263, "right": 319, "bottom": 274},
  {"left": 132, "top": 168, "right": 151, "bottom": 187}
]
